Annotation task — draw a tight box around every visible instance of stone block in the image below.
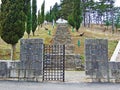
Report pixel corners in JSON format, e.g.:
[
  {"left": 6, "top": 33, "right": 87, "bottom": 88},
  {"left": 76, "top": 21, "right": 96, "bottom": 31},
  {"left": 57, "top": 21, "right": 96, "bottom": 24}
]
[
  {"left": 0, "top": 62, "right": 8, "bottom": 77},
  {"left": 20, "top": 39, "right": 43, "bottom": 75},
  {"left": 85, "top": 39, "right": 109, "bottom": 81}
]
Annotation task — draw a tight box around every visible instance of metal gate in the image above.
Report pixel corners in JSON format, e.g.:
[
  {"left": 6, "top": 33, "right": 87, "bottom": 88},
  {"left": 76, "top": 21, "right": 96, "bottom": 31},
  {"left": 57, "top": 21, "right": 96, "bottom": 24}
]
[{"left": 43, "top": 45, "right": 65, "bottom": 82}]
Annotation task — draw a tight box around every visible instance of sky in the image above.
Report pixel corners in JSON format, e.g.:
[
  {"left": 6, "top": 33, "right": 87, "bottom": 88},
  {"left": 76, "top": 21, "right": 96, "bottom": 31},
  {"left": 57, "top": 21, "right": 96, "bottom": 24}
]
[
  {"left": 0, "top": 0, "right": 120, "bottom": 12},
  {"left": 37, "top": 0, "right": 60, "bottom": 13},
  {"left": 38, "top": 0, "right": 120, "bottom": 12},
  {"left": 115, "top": 0, "right": 120, "bottom": 7}
]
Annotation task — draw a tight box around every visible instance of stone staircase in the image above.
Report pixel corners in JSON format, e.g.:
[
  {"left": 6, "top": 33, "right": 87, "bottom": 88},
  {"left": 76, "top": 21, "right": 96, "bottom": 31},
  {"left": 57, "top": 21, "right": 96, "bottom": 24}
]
[{"left": 53, "top": 24, "right": 82, "bottom": 70}]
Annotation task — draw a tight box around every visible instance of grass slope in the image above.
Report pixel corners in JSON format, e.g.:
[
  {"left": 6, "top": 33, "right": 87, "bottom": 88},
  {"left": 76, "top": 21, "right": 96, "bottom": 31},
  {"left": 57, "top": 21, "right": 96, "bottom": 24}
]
[{"left": 0, "top": 24, "right": 118, "bottom": 61}]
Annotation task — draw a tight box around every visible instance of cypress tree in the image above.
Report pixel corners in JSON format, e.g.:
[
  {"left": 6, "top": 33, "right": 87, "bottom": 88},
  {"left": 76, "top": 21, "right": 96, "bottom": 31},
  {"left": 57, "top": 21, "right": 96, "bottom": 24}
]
[
  {"left": 38, "top": 10, "right": 41, "bottom": 26},
  {"left": 73, "top": 0, "right": 83, "bottom": 32},
  {"left": 0, "top": 0, "right": 26, "bottom": 60},
  {"left": 60, "top": 0, "right": 74, "bottom": 19},
  {"left": 26, "top": 0, "right": 32, "bottom": 38},
  {"left": 51, "top": 2, "right": 60, "bottom": 22},
  {"left": 45, "top": 11, "right": 51, "bottom": 22},
  {"left": 32, "top": 0, "right": 37, "bottom": 36},
  {"left": 68, "top": 14, "right": 75, "bottom": 28},
  {"left": 39, "top": 0, "right": 45, "bottom": 27}
]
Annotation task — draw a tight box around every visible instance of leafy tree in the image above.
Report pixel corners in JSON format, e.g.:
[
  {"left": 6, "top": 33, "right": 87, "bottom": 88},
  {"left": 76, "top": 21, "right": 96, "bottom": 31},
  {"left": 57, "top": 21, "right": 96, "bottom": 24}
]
[
  {"left": 0, "top": 0, "right": 26, "bottom": 60},
  {"left": 32, "top": 0, "right": 37, "bottom": 36},
  {"left": 26, "top": 0, "right": 32, "bottom": 38}
]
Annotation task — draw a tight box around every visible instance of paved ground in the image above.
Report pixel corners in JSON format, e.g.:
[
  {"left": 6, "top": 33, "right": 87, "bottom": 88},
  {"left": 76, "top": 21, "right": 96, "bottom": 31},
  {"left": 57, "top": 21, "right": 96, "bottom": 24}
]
[
  {"left": 0, "top": 81, "right": 120, "bottom": 90},
  {"left": 0, "top": 71, "right": 120, "bottom": 90}
]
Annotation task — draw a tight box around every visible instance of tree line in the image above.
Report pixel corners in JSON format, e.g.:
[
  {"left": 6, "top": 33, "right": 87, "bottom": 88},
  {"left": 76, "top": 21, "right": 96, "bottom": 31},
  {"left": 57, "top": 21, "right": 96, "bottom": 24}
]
[{"left": 44, "top": 0, "right": 120, "bottom": 32}]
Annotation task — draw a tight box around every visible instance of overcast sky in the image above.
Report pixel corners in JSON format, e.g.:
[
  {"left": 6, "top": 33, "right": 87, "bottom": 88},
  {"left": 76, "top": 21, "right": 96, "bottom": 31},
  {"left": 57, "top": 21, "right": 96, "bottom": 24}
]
[
  {"left": 37, "top": 0, "right": 120, "bottom": 12},
  {"left": 0, "top": 0, "right": 120, "bottom": 12},
  {"left": 37, "top": 0, "right": 60, "bottom": 13},
  {"left": 115, "top": 0, "right": 120, "bottom": 7}
]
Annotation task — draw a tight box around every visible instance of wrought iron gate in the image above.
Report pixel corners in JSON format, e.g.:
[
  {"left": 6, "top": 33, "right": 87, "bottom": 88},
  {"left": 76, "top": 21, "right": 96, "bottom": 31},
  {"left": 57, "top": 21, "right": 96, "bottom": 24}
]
[{"left": 43, "top": 45, "right": 65, "bottom": 82}]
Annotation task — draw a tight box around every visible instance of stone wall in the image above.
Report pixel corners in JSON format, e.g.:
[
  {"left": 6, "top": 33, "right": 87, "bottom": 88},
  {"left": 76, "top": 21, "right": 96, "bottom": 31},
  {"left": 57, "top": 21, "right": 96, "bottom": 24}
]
[
  {"left": 109, "top": 62, "right": 120, "bottom": 82},
  {"left": 0, "top": 39, "right": 44, "bottom": 79},
  {"left": 0, "top": 62, "right": 8, "bottom": 77},
  {"left": 0, "top": 60, "right": 20, "bottom": 77}
]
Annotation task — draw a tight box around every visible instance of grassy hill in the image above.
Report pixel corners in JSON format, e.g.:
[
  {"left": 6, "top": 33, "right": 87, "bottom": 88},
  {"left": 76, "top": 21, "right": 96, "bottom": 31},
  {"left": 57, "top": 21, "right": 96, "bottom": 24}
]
[
  {"left": 0, "top": 24, "right": 119, "bottom": 61},
  {"left": 0, "top": 24, "right": 56, "bottom": 60},
  {"left": 69, "top": 25, "right": 118, "bottom": 61}
]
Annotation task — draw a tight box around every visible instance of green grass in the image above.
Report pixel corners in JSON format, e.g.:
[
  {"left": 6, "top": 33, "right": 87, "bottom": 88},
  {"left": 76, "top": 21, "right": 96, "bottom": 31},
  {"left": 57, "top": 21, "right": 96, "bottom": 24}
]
[{"left": 108, "top": 40, "right": 118, "bottom": 59}]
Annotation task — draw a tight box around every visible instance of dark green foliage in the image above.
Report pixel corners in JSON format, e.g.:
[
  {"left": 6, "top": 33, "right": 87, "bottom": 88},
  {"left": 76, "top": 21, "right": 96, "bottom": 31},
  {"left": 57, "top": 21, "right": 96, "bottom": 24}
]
[
  {"left": 38, "top": 10, "right": 41, "bottom": 25},
  {"left": 52, "top": 2, "right": 60, "bottom": 21},
  {"left": 115, "top": 14, "right": 120, "bottom": 30},
  {"left": 73, "top": 0, "right": 83, "bottom": 31},
  {"left": 104, "top": 20, "right": 111, "bottom": 30},
  {"left": 68, "top": 14, "right": 75, "bottom": 28},
  {"left": 40, "top": 0, "right": 45, "bottom": 26},
  {"left": 45, "top": 11, "right": 51, "bottom": 22},
  {"left": 26, "top": 0, "right": 32, "bottom": 38},
  {"left": 60, "top": 0, "right": 83, "bottom": 31},
  {"left": 23, "top": 0, "right": 31, "bottom": 15},
  {"left": 45, "top": 2, "right": 60, "bottom": 22},
  {"left": 0, "top": 0, "right": 26, "bottom": 60},
  {"left": 67, "top": 0, "right": 83, "bottom": 31},
  {"left": 32, "top": 0, "right": 37, "bottom": 36},
  {"left": 0, "top": 0, "right": 25, "bottom": 45},
  {"left": 37, "top": 0, "right": 45, "bottom": 27},
  {"left": 60, "top": 0, "right": 74, "bottom": 19}
]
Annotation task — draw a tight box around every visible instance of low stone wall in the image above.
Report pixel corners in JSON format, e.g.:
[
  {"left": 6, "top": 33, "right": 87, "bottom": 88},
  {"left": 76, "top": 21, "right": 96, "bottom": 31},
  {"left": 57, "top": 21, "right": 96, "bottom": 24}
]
[
  {"left": 0, "top": 60, "right": 43, "bottom": 80},
  {"left": 65, "top": 44, "right": 75, "bottom": 54},
  {"left": 109, "top": 62, "right": 120, "bottom": 82},
  {"left": 0, "top": 60, "right": 20, "bottom": 77}
]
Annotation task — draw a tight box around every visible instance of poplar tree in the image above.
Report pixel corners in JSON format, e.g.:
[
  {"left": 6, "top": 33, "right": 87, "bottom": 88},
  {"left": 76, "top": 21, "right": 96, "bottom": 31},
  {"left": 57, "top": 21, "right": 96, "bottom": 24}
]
[{"left": 0, "top": 0, "right": 25, "bottom": 60}]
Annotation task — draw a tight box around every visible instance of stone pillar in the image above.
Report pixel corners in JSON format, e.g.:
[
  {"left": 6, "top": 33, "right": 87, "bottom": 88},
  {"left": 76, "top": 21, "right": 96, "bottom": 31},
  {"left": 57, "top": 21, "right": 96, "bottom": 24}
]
[
  {"left": 85, "top": 39, "right": 109, "bottom": 82},
  {"left": 20, "top": 39, "right": 43, "bottom": 75}
]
